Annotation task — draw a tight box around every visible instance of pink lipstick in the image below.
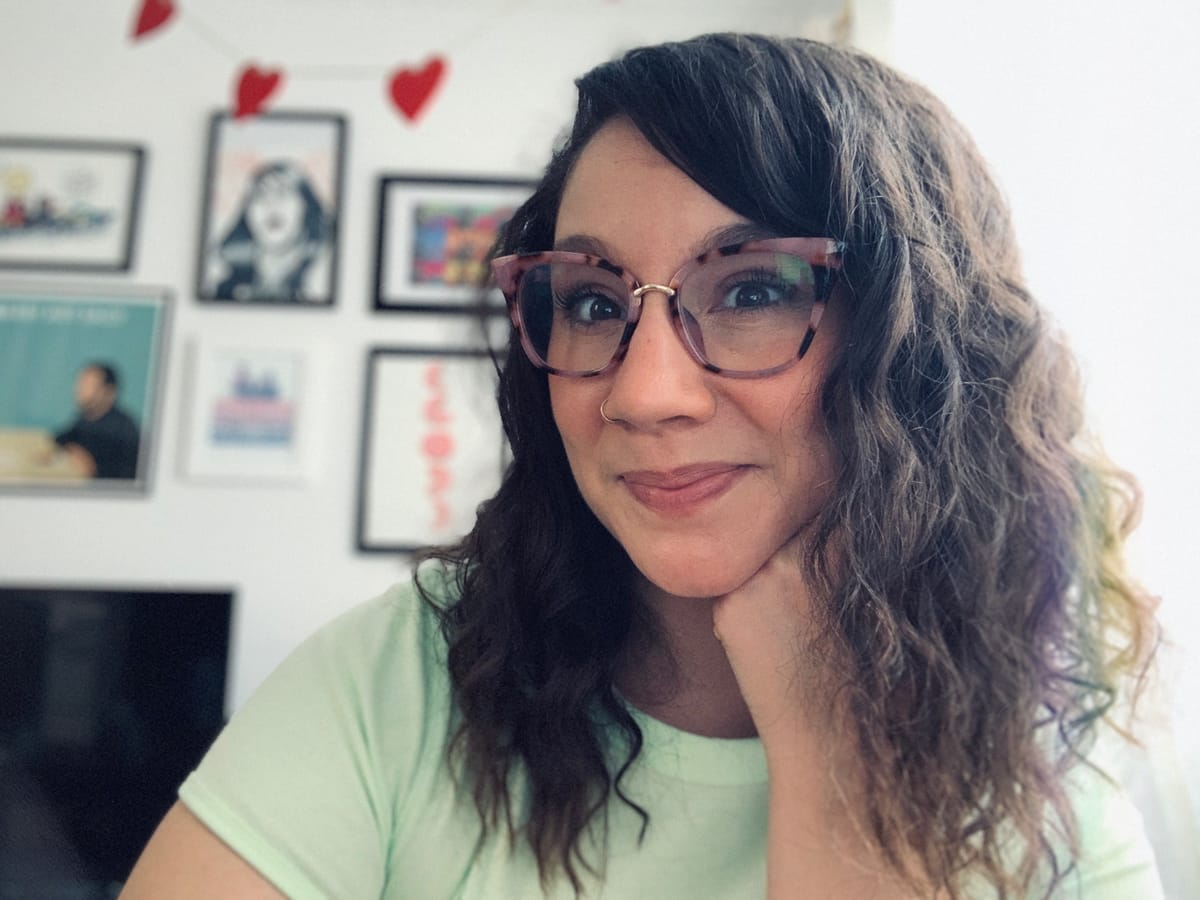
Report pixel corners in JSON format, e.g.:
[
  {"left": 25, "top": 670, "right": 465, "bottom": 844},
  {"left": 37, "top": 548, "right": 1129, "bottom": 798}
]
[{"left": 620, "top": 464, "right": 745, "bottom": 516}]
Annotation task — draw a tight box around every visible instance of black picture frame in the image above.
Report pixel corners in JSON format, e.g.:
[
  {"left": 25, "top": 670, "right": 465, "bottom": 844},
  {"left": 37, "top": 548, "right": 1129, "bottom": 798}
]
[
  {"left": 356, "top": 345, "right": 506, "bottom": 553},
  {"left": 0, "top": 137, "right": 145, "bottom": 272},
  {"left": 372, "top": 174, "right": 535, "bottom": 313},
  {"left": 195, "top": 111, "right": 346, "bottom": 307},
  {"left": 0, "top": 282, "right": 172, "bottom": 494}
]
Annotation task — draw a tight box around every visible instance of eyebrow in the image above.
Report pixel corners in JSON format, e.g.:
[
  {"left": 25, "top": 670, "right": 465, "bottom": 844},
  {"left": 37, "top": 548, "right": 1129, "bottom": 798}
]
[{"left": 552, "top": 222, "right": 782, "bottom": 261}]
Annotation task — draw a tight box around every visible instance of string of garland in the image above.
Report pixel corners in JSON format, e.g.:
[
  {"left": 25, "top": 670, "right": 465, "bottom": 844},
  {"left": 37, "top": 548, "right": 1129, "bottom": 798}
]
[{"left": 129, "top": 0, "right": 459, "bottom": 122}]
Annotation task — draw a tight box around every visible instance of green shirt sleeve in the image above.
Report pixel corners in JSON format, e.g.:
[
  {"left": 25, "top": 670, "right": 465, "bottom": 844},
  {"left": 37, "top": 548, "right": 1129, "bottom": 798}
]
[{"left": 178, "top": 582, "right": 455, "bottom": 898}]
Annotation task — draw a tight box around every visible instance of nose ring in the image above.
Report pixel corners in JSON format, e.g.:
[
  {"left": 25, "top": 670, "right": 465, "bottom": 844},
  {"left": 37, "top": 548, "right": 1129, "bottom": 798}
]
[{"left": 600, "top": 399, "right": 618, "bottom": 424}]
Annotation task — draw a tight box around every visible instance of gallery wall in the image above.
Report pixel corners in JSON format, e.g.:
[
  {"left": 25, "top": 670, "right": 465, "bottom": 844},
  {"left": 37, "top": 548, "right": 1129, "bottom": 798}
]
[{"left": 0, "top": 0, "right": 885, "bottom": 708}]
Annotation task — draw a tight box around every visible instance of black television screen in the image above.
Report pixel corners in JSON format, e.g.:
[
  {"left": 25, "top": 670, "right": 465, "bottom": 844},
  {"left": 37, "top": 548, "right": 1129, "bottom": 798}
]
[{"left": 0, "top": 585, "right": 233, "bottom": 899}]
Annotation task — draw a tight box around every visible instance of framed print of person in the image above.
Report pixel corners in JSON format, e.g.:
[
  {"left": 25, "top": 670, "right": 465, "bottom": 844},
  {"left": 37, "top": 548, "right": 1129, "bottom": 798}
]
[
  {"left": 196, "top": 112, "right": 346, "bottom": 307},
  {"left": 0, "top": 282, "right": 170, "bottom": 494}
]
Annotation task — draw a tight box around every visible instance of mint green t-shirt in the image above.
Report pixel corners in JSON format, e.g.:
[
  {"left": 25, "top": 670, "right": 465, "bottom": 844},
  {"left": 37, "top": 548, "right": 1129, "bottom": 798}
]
[{"left": 179, "top": 577, "right": 1162, "bottom": 898}]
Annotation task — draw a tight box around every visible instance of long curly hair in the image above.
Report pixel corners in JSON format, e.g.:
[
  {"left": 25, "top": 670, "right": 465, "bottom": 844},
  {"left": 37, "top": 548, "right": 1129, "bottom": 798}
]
[{"left": 415, "top": 33, "right": 1157, "bottom": 898}]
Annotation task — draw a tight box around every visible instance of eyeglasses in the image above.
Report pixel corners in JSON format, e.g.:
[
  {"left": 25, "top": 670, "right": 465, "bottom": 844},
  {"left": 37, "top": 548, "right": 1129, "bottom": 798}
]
[{"left": 492, "top": 237, "right": 844, "bottom": 379}]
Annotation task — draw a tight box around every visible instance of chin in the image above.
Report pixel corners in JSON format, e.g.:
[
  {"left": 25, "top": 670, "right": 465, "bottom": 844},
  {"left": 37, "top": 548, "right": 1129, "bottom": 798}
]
[{"left": 631, "top": 551, "right": 762, "bottom": 600}]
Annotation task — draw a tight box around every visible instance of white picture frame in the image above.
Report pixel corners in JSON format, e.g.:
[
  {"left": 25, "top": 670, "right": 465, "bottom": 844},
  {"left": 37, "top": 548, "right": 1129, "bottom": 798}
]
[
  {"left": 356, "top": 346, "right": 506, "bottom": 552},
  {"left": 182, "top": 337, "right": 328, "bottom": 483}
]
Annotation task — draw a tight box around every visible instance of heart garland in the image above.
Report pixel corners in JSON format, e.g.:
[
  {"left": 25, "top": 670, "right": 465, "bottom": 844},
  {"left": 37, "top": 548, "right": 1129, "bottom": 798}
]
[
  {"left": 388, "top": 57, "right": 448, "bottom": 123},
  {"left": 131, "top": 0, "right": 175, "bottom": 39},
  {"left": 129, "top": 2, "right": 450, "bottom": 123},
  {"left": 234, "top": 65, "right": 285, "bottom": 118}
]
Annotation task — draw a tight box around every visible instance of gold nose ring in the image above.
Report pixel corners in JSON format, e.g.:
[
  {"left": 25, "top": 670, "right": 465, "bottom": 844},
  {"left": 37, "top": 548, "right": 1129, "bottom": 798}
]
[{"left": 600, "top": 399, "right": 618, "bottom": 424}]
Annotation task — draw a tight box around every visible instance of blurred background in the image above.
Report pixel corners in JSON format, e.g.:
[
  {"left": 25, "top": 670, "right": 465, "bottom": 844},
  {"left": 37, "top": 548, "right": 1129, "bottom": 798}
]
[{"left": 1, "top": 0, "right": 1196, "bottom": 895}]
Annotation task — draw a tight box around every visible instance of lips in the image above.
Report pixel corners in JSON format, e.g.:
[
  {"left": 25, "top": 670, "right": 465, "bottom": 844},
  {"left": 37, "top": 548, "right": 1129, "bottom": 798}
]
[{"left": 619, "top": 463, "right": 746, "bottom": 515}]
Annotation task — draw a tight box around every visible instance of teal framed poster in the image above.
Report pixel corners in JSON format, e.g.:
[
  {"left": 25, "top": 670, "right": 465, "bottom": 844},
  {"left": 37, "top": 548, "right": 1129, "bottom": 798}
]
[{"left": 0, "top": 282, "right": 170, "bottom": 492}]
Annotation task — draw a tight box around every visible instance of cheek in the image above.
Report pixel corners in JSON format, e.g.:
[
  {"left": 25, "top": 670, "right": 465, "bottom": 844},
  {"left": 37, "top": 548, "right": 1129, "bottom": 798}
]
[
  {"left": 548, "top": 379, "right": 601, "bottom": 448},
  {"left": 548, "top": 380, "right": 608, "bottom": 500},
  {"left": 281, "top": 195, "right": 305, "bottom": 229},
  {"left": 786, "top": 399, "right": 838, "bottom": 516}
]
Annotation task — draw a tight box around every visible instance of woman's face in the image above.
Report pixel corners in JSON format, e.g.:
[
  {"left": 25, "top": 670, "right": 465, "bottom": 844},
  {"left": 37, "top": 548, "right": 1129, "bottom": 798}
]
[
  {"left": 245, "top": 170, "right": 305, "bottom": 249},
  {"left": 549, "top": 118, "right": 840, "bottom": 599}
]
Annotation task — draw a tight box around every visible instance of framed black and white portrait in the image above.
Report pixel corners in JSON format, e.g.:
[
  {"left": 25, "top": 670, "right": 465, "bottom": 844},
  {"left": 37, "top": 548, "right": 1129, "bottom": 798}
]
[{"left": 196, "top": 112, "right": 346, "bottom": 307}]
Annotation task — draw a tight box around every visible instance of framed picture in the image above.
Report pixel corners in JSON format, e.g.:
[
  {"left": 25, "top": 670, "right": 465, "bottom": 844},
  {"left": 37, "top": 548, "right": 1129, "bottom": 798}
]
[
  {"left": 0, "top": 138, "right": 145, "bottom": 272},
  {"left": 182, "top": 337, "right": 329, "bottom": 483},
  {"left": 0, "top": 282, "right": 170, "bottom": 492},
  {"left": 196, "top": 111, "right": 346, "bottom": 307},
  {"left": 356, "top": 346, "right": 507, "bottom": 552},
  {"left": 372, "top": 175, "right": 534, "bottom": 313}
]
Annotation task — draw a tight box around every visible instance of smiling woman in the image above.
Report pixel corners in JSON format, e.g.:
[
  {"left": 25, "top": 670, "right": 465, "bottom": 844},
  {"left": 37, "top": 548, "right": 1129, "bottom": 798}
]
[
  {"left": 123, "top": 33, "right": 1162, "bottom": 900},
  {"left": 541, "top": 120, "right": 839, "bottom": 604}
]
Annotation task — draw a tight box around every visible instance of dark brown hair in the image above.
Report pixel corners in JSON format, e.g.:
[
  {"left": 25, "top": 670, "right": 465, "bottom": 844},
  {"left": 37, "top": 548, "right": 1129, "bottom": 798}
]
[{"left": 417, "top": 33, "right": 1156, "bottom": 898}]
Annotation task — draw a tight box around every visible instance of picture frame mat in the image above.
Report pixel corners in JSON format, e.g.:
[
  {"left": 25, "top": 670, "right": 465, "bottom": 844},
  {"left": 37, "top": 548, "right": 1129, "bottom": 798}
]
[{"left": 182, "top": 336, "right": 330, "bottom": 483}]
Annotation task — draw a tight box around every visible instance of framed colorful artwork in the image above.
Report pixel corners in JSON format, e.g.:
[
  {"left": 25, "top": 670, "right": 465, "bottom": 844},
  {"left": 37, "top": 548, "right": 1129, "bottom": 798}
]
[
  {"left": 0, "top": 138, "right": 145, "bottom": 272},
  {"left": 0, "top": 282, "right": 170, "bottom": 493},
  {"left": 372, "top": 175, "right": 534, "bottom": 313},
  {"left": 196, "top": 111, "right": 346, "bottom": 307},
  {"left": 356, "top": 346, "right": 507, "bottom": 552},
  {"left": 182, "top": 337, "right": 329, "bottom": 483}
]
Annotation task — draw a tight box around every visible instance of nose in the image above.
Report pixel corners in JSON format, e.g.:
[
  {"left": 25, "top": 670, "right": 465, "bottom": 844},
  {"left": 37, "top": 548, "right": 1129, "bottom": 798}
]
[{"left": 600, "top": 291, "right": 716, "bottom": 428}]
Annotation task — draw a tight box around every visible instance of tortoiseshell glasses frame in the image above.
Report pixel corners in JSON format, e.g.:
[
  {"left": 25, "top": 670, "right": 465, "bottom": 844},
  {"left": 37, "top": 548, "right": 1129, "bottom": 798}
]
[{"left": 491, "top": 237, "right": 844, "bottom": 379}]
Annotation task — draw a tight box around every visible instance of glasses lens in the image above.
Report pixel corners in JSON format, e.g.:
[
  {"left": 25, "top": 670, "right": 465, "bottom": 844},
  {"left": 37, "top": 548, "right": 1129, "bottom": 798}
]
[
  {"left": 678, "top": 252, "right": 819, "bottom": 373},
  {"left": 517, "top": 261, "right": 630, "bottom": 373}
]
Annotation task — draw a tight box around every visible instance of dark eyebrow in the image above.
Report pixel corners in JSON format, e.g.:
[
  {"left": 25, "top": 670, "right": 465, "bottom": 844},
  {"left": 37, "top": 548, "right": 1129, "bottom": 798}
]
[{"left": 699, "top": 222, "right": 782, "bottom": 250}]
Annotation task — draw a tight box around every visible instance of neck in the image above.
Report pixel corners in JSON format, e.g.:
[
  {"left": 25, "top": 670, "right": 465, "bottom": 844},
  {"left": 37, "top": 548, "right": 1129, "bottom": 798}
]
[
  {"left": 82, "top": 399, "right": 113, "bottom": 421},
  {"left": 257, "top": 241, "right": 308, "bottom": 286},
  {"left": 617, "top": 576, "right": 755, "bottom": 739}
]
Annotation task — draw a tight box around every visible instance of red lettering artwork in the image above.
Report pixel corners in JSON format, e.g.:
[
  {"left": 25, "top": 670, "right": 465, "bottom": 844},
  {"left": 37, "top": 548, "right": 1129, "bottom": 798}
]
[{"left": 420, "top": 363, "right": 454, "bottom": 530}]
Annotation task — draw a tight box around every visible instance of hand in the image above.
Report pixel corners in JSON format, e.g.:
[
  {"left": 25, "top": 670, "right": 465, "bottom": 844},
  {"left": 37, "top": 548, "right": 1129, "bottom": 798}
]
[
  {"left": 60, "top": 443, "right": 98, "bottom": 478},
  {"left": 711, "top": 528, "right": 827, "bottom": 751},
  {"left": 715, "top": 534, "right": 920, "bottom": 898}
]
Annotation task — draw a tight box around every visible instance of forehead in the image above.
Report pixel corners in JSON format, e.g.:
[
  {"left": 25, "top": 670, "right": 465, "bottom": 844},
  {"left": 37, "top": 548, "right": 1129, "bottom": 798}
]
[
  {"left": 77, "top": 367, "right": 105, "bottom": 387},
  {"left": 555, "top": 118, "right": 752, "bottom": 261},
  {"left": 255, "top": 172, "right": 298, "bottom": 193}
]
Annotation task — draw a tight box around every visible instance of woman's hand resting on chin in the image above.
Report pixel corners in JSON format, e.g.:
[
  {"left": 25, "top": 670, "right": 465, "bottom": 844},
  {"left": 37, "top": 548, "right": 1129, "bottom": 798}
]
[
  {"left": 712, "top": 531, "right": 923, "bottom": 900},
  {"left": 711, "top": 528, "right": 827, "bottom": 754}
]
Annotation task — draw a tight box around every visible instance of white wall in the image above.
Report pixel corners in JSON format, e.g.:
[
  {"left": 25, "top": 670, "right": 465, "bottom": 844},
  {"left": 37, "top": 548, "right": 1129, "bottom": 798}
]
[{"left": 2, "top": 0, "right": 1195, "bottom": 888}]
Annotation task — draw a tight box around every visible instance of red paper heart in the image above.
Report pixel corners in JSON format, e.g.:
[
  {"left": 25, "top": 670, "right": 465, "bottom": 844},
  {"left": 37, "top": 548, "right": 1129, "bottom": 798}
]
[
  {"left": 234, "top": 65, "right": 284, "bottom": 119},
  {"left": 131, "top": 0, "right": 175, "bottom": 39},
  {"left": 388, "top": 57, "right": 447, "bottom": 123}
]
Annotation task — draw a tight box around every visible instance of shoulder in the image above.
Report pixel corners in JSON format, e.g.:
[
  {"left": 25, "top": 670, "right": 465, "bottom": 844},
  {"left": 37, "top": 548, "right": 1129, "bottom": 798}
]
[
  {"left": 90, "top": 406, "right": 138, "bottom": 437},
  {"left": 177, "top": 567, "right": 465, "bottom": 897},
  {"left": 114, "top": 406, "right": 139, "bottom": 430},
  {"left": 239, "top": 566, "right": 459, "bottom": 735}
]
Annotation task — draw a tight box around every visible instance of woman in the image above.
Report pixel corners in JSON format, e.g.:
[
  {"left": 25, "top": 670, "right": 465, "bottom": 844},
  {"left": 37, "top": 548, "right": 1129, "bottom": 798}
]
[
  {"left": 124, "top": 34, "right": 1161, "bottom": 898},
  {"left": 209, "top": 161, "right": 331, "bottom": 303}
]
